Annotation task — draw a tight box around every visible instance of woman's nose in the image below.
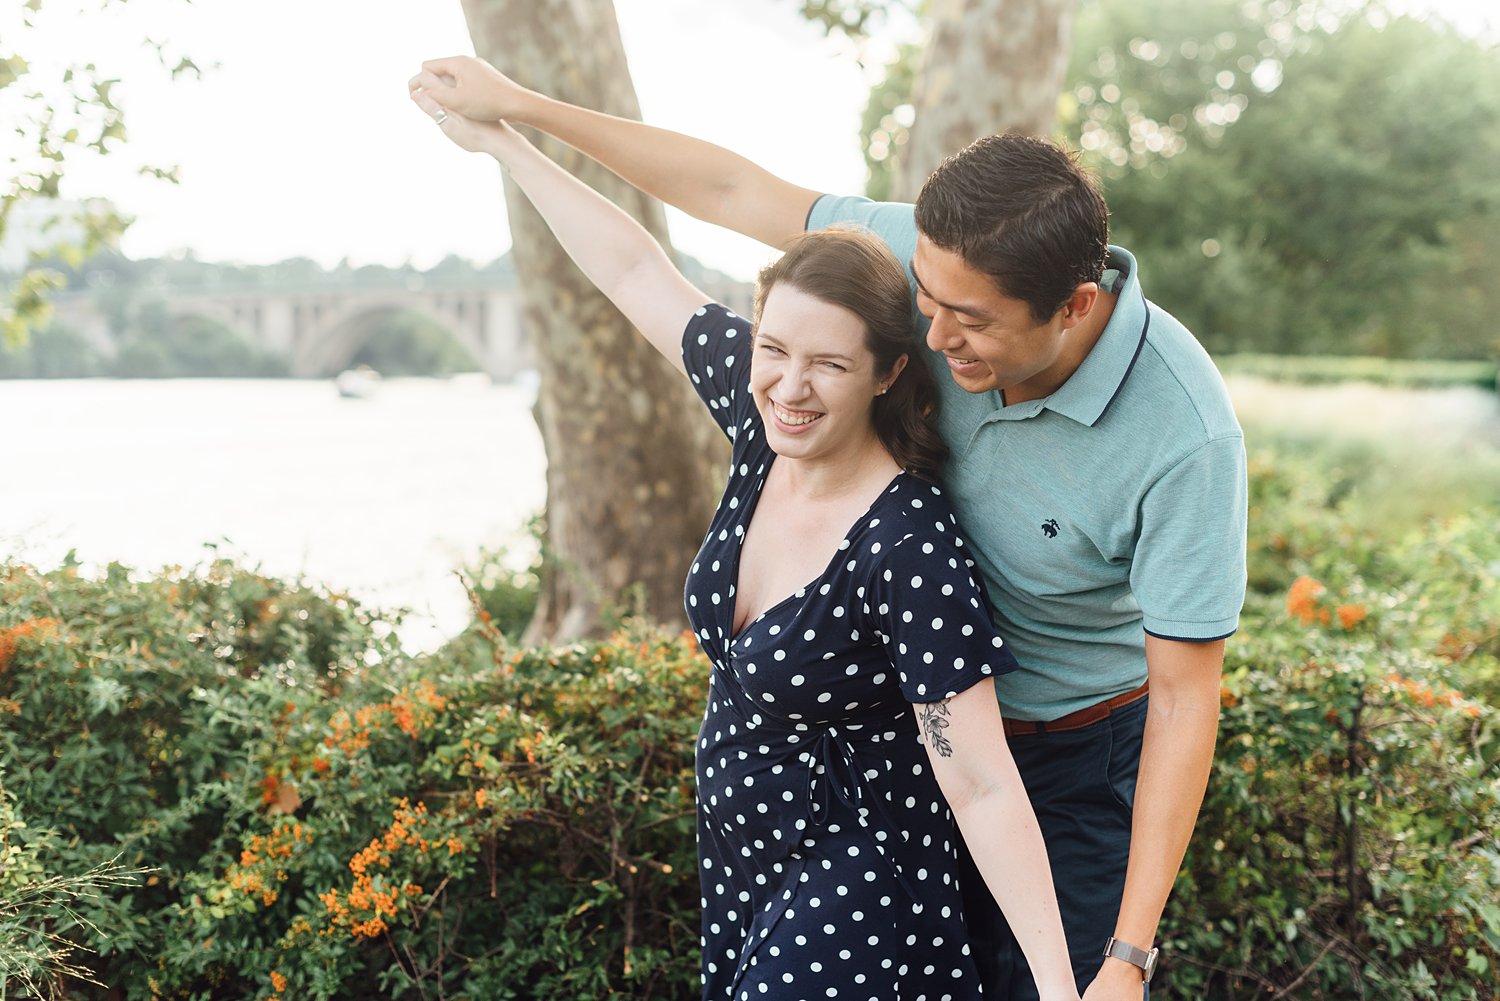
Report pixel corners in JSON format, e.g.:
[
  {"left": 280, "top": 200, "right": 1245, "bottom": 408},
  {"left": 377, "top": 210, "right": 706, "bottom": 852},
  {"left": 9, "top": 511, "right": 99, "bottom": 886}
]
[{"left": 780, "top": 362, "right": 814, "bottom": 398}]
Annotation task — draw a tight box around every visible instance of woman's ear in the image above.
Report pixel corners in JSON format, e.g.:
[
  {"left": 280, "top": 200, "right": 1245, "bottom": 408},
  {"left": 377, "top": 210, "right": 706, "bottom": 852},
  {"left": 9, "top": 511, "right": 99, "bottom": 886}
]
[{"left": 880, "top": 353, "right": 909, "bottom": 395}]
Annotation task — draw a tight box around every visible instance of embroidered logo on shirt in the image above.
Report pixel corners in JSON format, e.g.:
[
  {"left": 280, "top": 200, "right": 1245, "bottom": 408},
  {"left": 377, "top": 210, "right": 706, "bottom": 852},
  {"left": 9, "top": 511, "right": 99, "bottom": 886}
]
[{"left": 1042, "top": 518, "right": 1060, "bottom": 538}]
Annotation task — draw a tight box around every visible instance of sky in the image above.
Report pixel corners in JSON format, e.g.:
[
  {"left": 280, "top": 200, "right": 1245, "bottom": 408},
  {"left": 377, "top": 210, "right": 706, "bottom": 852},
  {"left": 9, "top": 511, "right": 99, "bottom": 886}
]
[
  {"left": 7, "top": 0, "right": 892, "bottom": 281},
  {"left": 6, "top": 0, "right": 1493, "bottom": 282}
]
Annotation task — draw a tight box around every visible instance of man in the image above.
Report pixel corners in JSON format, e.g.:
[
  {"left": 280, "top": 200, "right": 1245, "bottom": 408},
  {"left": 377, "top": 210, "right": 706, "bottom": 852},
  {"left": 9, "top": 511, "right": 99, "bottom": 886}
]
[{"left": 411, "top": 56, "right": 1247, "bottom": 1001}]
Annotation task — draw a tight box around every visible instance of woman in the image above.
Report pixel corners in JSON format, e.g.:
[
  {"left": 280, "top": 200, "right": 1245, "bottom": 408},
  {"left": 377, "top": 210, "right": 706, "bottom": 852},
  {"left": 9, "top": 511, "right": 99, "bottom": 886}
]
[{"left": 410, "top": 82, "right": 1079, "bottom": 1001}]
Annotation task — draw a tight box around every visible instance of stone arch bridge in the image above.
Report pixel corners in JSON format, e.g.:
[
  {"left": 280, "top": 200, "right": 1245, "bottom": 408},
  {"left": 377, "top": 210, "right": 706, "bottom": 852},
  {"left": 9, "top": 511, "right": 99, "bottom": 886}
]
[{"left": 52, "top": 271, "right": 753, "bottom": 379}]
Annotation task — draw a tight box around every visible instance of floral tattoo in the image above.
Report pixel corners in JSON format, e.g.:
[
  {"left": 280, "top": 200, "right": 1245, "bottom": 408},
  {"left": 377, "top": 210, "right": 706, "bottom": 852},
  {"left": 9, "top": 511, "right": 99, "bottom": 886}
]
[{"left": 919, "top": 699, "right": 954, "bottom": 758}]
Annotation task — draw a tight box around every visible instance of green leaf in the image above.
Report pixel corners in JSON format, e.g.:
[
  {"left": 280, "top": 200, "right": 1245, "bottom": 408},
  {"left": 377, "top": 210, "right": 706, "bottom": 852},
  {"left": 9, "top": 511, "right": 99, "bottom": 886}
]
[{"left": 0, "top": 56, "right": 29, "bottom": 89}]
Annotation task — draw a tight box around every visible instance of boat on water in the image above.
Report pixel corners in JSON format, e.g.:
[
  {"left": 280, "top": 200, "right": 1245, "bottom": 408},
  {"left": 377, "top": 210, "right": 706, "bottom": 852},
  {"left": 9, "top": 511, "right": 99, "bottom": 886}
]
[{"left": 335, "top": 366, "right": 382, "bottom": 399}]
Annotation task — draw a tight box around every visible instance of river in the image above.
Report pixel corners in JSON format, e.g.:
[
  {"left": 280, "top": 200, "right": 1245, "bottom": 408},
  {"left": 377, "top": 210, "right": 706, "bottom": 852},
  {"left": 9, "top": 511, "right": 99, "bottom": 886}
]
[
  {"left": 0, "top": 377, "right": 546, "bottom": 651},
  {"left": 3, "top": 375, "right": 1496, "bottom": 652}
]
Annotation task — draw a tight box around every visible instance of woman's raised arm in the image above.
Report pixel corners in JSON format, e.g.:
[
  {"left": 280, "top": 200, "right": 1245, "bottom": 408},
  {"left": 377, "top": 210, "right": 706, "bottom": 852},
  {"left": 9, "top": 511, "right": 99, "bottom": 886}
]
[{"left": 410, "top": 91, "right": 707, "bottom": 374}]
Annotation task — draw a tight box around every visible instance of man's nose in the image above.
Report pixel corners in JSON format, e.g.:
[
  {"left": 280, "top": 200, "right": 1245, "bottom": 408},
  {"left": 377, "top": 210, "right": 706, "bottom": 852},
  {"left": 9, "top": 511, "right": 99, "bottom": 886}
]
[{"left": 925, "top": 311, "right": 961, "bottom": 352}]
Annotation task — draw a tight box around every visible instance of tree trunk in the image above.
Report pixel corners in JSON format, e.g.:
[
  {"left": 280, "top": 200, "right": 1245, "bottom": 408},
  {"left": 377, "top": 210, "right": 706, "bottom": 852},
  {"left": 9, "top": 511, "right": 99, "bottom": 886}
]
[
  {"left": 460, "top": 0, "right": 725, "bottom": 643},
  {"left": 893, "top": 0, "right": 1079, "bottom": 201}
]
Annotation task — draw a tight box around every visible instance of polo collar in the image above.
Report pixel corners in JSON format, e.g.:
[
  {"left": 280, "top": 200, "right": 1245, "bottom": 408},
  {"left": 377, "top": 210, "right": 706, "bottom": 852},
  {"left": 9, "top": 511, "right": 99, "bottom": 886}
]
[{"left": 1040, "top": 246, "right": 1149, "bottom": 428}]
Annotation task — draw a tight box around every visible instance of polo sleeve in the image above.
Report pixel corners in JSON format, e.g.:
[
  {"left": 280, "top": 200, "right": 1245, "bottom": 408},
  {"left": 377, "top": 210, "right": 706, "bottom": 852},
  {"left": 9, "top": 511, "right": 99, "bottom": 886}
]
[
  {"left": 681, "top": 302, "right": 754, "bottom": 440},
  {"left": 1130, "top": 434, "right": 1248, "bottom": 641},
  {"left": 806, "top": 195, "right": 921, "bottom": 273}
]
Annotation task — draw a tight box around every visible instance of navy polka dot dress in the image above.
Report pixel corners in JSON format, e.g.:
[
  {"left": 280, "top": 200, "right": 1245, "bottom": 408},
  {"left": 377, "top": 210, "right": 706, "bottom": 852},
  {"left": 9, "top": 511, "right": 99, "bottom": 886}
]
[{"left": 682, "top": 304, "right": 1020, "bottom": 1000}]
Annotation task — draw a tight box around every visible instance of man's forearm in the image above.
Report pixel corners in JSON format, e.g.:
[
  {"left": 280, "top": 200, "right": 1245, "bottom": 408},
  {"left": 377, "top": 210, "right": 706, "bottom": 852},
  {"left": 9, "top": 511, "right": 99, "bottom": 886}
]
[
  {"left": 1113, "top": 698, "right": 1218, "bottom": 948},
  {"left": 513, "top": 92, "right": 820, "bottom": 249},
  {"left": 1085, "top": 636, "right": 1223, "bottom": 998}
]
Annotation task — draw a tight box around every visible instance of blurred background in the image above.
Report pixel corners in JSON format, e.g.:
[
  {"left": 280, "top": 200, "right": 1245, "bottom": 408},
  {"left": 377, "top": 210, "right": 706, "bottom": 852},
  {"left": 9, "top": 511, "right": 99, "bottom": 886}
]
[
  {"left": 3, "top": 0, "right": 1498, "bottom": 650},
  {"left": 5, "top": 3, "right": 1500, "bottom": 997}
]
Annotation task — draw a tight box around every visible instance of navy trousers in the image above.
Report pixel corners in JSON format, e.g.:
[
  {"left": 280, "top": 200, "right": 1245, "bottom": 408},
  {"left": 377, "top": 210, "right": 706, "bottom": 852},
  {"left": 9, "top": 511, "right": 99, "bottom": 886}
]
[{"left": 959, "top": 697, "right": 1149, "bottom": 1000}]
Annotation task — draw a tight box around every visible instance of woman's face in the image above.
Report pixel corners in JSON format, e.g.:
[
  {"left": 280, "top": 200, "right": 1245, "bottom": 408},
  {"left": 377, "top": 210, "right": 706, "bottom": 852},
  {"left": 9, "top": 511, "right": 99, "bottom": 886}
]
[{"left": 749, "top": 283, "right": 892, "bottom": 464}]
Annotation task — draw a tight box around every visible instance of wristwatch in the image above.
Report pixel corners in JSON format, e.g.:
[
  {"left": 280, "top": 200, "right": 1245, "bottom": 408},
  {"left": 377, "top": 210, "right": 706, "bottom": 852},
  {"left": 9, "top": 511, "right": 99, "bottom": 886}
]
[{"left": 1103, "top": 936, "right": 1159, "bottom": 982}]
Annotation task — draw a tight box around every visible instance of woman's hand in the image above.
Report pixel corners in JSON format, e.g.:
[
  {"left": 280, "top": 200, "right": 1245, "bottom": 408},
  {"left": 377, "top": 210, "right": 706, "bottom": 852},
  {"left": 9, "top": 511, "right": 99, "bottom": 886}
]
[
  {"left": 409, "top": 87, "right": 516, "bottom": 158},
  {"left": 407, "top": 56, "right": 537, "bottom": 123}
]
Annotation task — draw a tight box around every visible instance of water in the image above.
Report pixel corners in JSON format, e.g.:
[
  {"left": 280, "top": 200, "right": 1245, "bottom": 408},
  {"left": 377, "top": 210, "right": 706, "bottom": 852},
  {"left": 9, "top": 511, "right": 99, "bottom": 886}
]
[
  {"left": 3, "top": 376, "right": 1494, "bottom": 652},
  {"left": 0, "top": 377, "right": 546, "bottom": 651}
]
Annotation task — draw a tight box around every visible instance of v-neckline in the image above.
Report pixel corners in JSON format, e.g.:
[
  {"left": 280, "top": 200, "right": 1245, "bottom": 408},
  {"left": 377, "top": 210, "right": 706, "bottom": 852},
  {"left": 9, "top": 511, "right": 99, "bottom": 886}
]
[{"left": 727, "top": 453, "right": 905, "bottom": 644}]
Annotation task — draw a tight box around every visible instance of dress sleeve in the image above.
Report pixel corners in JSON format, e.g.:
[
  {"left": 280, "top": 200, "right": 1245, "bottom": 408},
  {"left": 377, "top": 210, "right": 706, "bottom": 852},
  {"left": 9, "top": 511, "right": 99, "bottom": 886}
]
[
  {"left": 860, "top": 499, "right": 1020, "bottom": 704},
  {"left": 681, "top": 302, "right": 755, "bottom": 440}
]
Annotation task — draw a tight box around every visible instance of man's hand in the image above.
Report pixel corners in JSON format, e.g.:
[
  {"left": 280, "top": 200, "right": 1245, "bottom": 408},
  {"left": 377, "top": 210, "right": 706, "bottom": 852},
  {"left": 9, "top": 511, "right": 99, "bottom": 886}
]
[{"left": 407, "top": 56, "right": 537, "bottom": 123}]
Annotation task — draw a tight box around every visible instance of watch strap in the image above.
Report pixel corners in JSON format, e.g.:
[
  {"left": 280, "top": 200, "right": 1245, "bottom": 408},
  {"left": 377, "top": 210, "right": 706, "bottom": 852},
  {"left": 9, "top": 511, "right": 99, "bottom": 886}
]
[{"left": 1103, "top": 936, "right": 1159, "bottom": 982}]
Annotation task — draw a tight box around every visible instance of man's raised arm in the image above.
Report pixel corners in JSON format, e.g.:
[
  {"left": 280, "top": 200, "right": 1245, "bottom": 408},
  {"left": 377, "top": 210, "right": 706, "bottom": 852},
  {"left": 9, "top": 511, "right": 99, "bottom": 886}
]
[{"left": 410, "top": 56, "right": 821, "bottom": 250}]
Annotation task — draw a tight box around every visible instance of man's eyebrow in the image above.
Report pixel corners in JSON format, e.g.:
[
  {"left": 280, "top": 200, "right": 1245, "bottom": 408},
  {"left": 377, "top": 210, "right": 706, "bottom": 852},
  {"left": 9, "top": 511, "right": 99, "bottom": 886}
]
[
  {"left": 910, "top": 262, "right": 934, "bottom": 298},
  {"left": 910, "top": 262, "right": 990, "bottom": 320}
]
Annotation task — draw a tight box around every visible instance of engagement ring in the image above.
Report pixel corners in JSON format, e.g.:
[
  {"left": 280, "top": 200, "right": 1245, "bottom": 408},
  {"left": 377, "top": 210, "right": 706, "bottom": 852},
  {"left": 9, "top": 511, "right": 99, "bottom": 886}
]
[{"left": 434, "top": 109, "right": 449, "bottom": 125}]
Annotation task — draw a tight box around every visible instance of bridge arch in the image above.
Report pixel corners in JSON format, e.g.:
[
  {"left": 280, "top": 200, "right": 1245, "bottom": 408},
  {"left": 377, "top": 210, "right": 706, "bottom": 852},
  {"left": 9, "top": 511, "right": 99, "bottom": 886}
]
[{"left": 294, "top": 302, "right": 485, "bottom": 377}]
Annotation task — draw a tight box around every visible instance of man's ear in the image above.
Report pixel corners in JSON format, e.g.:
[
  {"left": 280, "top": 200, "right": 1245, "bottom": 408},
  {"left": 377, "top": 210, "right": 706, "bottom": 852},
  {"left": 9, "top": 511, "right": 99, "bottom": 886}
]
[{"left": 1060, "top": 283, "right": 1100, "bottom": 328}]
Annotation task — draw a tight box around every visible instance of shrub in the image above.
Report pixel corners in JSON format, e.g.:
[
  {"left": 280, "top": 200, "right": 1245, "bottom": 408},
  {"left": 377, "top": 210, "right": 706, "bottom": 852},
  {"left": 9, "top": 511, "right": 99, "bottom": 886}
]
[
  {"left": 1161, "top": 572, "right": 1500, "bottom": 999},
  {"left": 4, "top": 437, "right": 1498, "bottom": 999},
  {"left": 0, "top": 559, "right": 705, "bottom": 1000}
]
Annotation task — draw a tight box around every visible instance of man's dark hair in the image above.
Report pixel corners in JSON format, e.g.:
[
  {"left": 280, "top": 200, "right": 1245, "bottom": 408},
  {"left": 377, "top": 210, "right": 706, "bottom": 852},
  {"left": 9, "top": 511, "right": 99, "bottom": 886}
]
[{"left": 914, "top": 133, "right": 1110, "bottom": 323}]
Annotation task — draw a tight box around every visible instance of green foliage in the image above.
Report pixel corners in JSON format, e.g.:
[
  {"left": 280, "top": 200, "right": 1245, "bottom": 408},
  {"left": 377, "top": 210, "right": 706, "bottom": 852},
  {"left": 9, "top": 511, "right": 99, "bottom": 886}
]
[
  {"left": 0, "top": 777, "right": 149, "bottom": 1001},
  {"left": 463, "top": 536, "right": 543, "bottom": 642},
  {"left": 792, "top": 0, "right": 918, "bottom": 41},
  {"left": 1068, "top": 0, "right": 1500, "bottom": 359},
  {"left": 853, "top": 0, "right": 1500, "bottom": 360},
  {"left": 1219, "top": 354, "right": 1496, "bottom": 391},
  {"left": 0, "top": 1, "right": 194, "bottom": 348},
  {"left": 859, "top": 41, "right": 920, "bottom": 201},
  {"left": 347, "top": 313, "right": 481, "bottom": 377},
  {"left": 0, "top": 560, "right": 702, "bottom": 999},
  {"left": 110, "top": 310, "right": 291, "bottom": 379},
  {"left": 0, "top": 249, "right": 517, "bottom": 379},
  {"left": 1174, "top": 625, "right": 1499, "bottom": 997},
  {"left": 1158, "top": 427, "right": 1500, "bottom": 996},
  {"left": 0, "top": 320, "right": 104, "bottom": 378}
]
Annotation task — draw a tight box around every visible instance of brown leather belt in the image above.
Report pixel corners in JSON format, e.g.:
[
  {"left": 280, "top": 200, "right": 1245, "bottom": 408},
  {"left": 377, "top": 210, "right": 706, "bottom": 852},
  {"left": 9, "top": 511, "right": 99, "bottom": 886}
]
[{"left": 1003, "top": 679, "right": 1149, "bottom": 737}]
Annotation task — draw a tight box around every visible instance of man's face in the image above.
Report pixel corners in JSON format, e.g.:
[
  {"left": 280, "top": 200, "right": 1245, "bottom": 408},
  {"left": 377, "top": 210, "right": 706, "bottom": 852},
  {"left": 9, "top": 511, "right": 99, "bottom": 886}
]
[{"left": 911, "top": 235, "right": 1074, "bottom": 402}]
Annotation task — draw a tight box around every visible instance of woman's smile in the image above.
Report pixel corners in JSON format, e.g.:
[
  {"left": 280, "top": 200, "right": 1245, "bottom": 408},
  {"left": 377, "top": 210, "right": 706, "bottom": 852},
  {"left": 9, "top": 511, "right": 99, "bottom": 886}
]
[{"left": 770, "top": 401, "right": 824, "bottom": 430}]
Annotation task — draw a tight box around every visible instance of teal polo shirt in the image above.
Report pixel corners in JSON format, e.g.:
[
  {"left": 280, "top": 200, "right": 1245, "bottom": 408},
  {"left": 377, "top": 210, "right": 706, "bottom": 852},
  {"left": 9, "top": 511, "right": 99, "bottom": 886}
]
[{"left": 808, "top": 195, "right": 1248, "bottom": 721}]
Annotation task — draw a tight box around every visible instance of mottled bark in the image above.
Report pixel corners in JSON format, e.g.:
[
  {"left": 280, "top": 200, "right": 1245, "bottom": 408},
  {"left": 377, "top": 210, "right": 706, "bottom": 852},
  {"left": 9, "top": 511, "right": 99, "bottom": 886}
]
[
  {"left": 460, "top": 0, "right": 725, "bottom": 642},
  {"left": 894, "top": 0, "right": 1078, "bottom": 201}
]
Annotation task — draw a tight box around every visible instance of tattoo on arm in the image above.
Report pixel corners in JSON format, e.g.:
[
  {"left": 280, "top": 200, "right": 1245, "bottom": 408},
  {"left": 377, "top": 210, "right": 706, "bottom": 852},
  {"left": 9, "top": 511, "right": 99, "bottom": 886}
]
[{"left": 919, "top": 699, "right": 954, "bottom": 758}]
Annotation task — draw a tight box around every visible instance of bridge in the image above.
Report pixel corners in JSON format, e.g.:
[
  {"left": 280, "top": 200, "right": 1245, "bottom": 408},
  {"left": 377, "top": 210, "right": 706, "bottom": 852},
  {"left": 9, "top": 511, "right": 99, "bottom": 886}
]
[{"left": 48, "top": 266, "right": 754, "bottom": 380}]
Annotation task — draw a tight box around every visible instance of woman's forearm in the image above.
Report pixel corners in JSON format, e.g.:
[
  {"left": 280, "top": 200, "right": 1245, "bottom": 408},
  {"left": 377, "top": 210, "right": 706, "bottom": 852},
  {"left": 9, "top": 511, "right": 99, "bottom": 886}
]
[
  {"left": 916, "top": 682, "right": 1079, "bottom": 1000},
  {"left": 950, "top": 780, "right": 1077, "bottom": 999},
  {"left": 486, "top": 128, "right": 668, "bottom": 307},
  {"left": 479, "top": 125, "right": 700, "bottom": 365}
]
